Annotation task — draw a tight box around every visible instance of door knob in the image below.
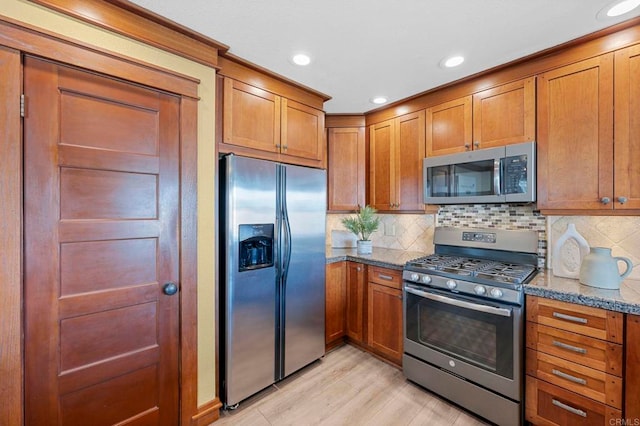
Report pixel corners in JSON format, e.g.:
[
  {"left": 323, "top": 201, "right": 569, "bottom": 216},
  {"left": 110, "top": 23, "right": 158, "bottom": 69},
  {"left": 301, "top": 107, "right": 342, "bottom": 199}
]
[
  {"left": 163, "top": 282, "right": 178, "bottom": 296},
  {"left": 601, "top": 197, "right": 611, "bottom": 205},
  {"left": 618, "top": 196, "right": 628, "bottom": 204}
]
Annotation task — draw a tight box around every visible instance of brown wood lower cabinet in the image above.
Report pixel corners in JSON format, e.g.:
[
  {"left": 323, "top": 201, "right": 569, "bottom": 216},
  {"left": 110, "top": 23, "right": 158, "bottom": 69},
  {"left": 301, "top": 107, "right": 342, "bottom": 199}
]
[
  {"left": 367, "top": 266, "right": 403, "bottom": 365},
  {"left": 626, "top": 314, "right": 640, "bottom": 420},
  {"left": 325, "top": 262, "right": 346, "bottom": 349},
  {"left": 324, "top": 262, "right": 403, "bottom": 366},
  {"left": 345, "top": 261, "right": 365, "bottom": 344},
  {"left": 525, "top": 296, "right": 625, "bottom": 425}
]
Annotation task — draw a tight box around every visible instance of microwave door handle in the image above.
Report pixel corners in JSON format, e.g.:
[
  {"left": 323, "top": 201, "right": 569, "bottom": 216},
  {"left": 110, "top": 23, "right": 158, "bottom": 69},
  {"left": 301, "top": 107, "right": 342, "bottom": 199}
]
[
  {"left": 494, "top": 159, "right": 501, "bottom": 196},
  {"left": 404, "top": 286, "right": 512, "bottom": 317}
]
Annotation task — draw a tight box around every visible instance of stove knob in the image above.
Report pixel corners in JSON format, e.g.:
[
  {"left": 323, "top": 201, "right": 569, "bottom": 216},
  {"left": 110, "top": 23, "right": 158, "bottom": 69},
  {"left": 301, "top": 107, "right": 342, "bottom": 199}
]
[
  {"left": 421, "top": 275, "right": 432, "bottom": 284},
  {"left": 446, "top": 280, "right": 457, "bottom": 290},
  {"left": 410, "top": 273, "right": 419, "bottom": 282},
  {"left": 474, "top": 285, "right": 487, "bottom": 295},
  {"left": 490, "top": 288, "right": 504, "bottom": 298}
]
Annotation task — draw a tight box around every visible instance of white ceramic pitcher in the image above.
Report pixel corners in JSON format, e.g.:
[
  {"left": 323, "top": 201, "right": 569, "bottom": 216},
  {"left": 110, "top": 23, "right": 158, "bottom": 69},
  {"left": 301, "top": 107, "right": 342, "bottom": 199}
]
[{"left": 579, "top": 247, "right": 633, "bottom": 290}]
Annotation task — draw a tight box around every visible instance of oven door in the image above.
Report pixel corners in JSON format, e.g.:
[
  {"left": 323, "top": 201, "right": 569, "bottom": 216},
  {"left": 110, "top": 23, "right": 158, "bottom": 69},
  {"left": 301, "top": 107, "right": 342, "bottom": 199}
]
[{"left": 403, "top": 283, "right": 523, "bottom": 400}]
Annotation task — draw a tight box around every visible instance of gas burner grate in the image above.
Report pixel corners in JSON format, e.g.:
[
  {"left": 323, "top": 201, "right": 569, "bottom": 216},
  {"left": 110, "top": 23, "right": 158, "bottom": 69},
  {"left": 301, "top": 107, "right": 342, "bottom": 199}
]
[{"left": 406, "top": 254, "right": 536, "bottom": 285}]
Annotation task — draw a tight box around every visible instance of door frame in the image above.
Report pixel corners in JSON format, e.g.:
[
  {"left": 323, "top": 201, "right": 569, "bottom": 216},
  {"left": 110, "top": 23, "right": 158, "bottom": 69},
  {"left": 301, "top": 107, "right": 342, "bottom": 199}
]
[{"left": 0, "top": 17, "right": 199, "bottom": 425}]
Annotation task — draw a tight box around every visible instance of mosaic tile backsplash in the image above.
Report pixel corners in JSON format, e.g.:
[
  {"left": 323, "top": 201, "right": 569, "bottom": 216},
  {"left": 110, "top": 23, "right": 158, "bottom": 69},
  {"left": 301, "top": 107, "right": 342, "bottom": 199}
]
[{"left": 327, "top": 205, "right": 640, "bottom": 278}]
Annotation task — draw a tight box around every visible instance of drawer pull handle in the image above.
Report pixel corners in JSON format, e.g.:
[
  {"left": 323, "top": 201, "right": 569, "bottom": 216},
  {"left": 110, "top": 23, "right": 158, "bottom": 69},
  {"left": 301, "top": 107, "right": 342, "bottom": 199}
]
[
  {"left": 378, "top": 274, "right": 393, "bottom": 281},
  {"left": 552, "top": 340, "right": 587, "bottom": 354},
  {"left": 552, "top": 399, "right": 587, "bottom": 417},
  {"left": 553, "top": 312, "right": 588, "bottom": 324},
  {"left": 552, "top": 369, "right": 587, "bottom": 385}
]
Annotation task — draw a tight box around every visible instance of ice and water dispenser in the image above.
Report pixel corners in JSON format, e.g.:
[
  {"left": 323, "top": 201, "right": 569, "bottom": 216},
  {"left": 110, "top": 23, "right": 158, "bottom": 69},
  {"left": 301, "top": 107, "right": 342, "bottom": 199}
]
[{"left": 238, "top": 224, "right": 274, "bottom": 272}]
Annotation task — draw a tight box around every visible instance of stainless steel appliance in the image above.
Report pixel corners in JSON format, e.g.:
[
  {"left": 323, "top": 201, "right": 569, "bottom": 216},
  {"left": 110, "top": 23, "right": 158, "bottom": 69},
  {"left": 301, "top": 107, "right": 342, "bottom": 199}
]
[
  {"left": 423, "top": 141, "right": 535, "bottom": 204},
  {"left": 219, "top": 155, "right": 326, "bottom": 408},
  {"left": 403, "top": 227, "right": 539, "bottom": 426}
]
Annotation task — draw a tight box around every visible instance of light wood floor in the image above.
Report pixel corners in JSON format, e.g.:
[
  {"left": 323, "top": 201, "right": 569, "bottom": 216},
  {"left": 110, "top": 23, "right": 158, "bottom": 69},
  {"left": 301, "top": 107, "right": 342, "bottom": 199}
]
[{"left": 215, "top": 344, "right": 490, "bottom": 426}]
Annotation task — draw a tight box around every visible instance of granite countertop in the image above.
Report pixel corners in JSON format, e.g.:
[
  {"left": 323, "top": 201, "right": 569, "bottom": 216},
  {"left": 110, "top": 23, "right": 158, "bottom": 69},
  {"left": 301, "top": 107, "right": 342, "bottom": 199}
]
[
  {"left": 326, "top": 246, "right": 640, "bottom": 315},
  {"left": 525, "top": 271, "right": 640, "bottom": 315},
  {"left": 326, "top": 246, "right": 429, "bottom": 271}
]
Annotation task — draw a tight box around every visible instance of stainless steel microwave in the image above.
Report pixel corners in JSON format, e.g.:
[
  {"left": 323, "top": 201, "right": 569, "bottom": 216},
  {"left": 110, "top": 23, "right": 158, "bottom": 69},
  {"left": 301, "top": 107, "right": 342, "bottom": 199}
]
[{"left": 423, "top": 141, "right": 535, "bottom": 204}]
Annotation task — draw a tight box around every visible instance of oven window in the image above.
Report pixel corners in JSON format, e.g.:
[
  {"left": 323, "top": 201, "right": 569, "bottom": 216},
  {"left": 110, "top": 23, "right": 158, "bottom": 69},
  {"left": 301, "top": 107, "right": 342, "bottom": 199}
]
[
  {"left": 405, "top": 289, "right": 514, "bottom": 379},
  {"left": 420, "top": 308, "right": 497, "bottom": 370}
]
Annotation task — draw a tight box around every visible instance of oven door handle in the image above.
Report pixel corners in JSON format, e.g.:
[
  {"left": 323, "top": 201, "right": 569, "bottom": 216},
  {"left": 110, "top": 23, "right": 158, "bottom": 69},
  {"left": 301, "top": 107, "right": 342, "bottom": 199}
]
[{"left": 404, "top": 285, "right": 513, "bottom": 317}]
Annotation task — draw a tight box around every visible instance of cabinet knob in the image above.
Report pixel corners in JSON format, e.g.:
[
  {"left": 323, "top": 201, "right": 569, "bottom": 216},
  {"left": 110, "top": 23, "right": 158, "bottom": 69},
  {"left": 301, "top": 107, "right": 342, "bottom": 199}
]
[
  {"left": 357, "top": 267, "right": 361, "bottom": 271},
  {"left": 283, "top": 144, "right": 288, "bottom": 150},
  {"left": 464, "top": 143, "right": 470, "bottom": 151},
  {"left": 601, "top": 197, "right": 611, "bottom": 205},
  {"left": 618, "top": 196, "right": 628, "bottom": 204},
  {"left": 474, "top": 141, "right": 480, "bottom": 148}
]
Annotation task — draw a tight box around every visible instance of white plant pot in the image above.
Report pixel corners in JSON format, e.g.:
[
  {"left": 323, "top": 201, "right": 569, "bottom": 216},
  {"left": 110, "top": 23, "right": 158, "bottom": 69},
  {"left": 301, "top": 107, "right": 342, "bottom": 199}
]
[{"left": 357, "top": 240, "right": 373, "bottom": 255}]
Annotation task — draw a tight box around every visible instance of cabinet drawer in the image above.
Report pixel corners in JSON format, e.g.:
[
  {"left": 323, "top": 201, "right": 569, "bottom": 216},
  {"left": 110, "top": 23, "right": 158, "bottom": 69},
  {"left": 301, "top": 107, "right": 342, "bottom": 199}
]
[
  {"left": 526, "top": 376, "right": 622, "bottom": 426},
  {"left": 526, "top": 322, "right": 623, "bottom": 376},
  {"left": 526, "top": 296, "right": 623, "bottom": 343},
  {"left": 368, "top": 266, "right": 401, "bottom": 289},
  {"left": 526, "top": 349, "right": 622, "bottom": 409}
]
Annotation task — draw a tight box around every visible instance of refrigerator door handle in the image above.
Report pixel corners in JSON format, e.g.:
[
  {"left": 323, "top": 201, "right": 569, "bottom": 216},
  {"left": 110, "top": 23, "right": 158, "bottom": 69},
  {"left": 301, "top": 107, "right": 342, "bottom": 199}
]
[{"left": 281, "top": 170, "right": 292, "bottom": 282}]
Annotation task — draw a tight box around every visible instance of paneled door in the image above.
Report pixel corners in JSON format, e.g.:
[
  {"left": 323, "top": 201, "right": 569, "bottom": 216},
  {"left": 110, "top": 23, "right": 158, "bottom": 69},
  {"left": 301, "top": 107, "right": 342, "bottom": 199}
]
[{"left": 24, "top": 56, "right": 180, "bottom": 425}]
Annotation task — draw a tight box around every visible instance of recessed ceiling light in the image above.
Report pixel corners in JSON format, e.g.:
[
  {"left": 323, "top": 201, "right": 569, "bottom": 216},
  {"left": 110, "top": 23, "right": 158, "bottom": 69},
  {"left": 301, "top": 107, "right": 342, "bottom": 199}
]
[
  {"left": 597, "top": 0, "right": 640, "bottom": 19},
  {"left": 607, "top": 0, "right": 640, "bottom": 16},
  {"left": 370, "top": 96, "right": 388, "bottom": 105},
  {"left": 441, "top": 55, "right": 465, "bottom": 68},
  {"left": 292, "top": 53, "right": 311, "bottom": 66}
]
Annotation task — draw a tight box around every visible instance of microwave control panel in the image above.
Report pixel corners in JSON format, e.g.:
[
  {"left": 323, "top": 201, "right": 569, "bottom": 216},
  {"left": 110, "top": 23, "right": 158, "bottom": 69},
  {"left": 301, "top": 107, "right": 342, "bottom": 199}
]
[{"left": 503, "top": 154, "right": 528, "bottom": 194}]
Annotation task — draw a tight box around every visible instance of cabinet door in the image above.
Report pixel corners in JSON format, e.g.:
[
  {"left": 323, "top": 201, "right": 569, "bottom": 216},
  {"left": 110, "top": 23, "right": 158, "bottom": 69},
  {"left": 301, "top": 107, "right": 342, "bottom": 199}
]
[
  {"left": 369, "top": 119, "right": 395, "bottom": 211},
  {"left": 426, "top": 96, "right": 472, "bottom": 156},
  {"left": 327, "top": 127, "right": 365, "bottom": 211},
  {"left": 395, "top": 111, "right": 425, "bottom": 211},
  {"left": 223, "top": 78, "right": 280, "bottom": 153},
  {"left": 281, "top": 98, "right": 324, "bottom": 162},
  {"left": 472, "top": 77, "right": 535, "bottom": 149},
  {"left": 537, "top": 54, "right": 614, "bottom": 210},
  {"left": 325, "top": 262, "right": 346, "bottom": 347},
  {"left": 626, "top": 315, "right": 640, "bottom": 420},
  {"left": 614, "top": 45, "right": 640, "bottom": 210},
  {"left": 367, "top": 282, "right": 403, "bottom": 364},
  {"left": 346, "top": 262, "right": 365, "bottom": 343}
]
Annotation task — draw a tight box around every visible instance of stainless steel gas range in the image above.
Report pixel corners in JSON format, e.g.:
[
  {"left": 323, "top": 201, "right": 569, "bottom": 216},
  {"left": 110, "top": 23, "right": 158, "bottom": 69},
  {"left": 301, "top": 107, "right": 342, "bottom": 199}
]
[{"left": 402, "top": 227, "right": 539, "bottom": 426}]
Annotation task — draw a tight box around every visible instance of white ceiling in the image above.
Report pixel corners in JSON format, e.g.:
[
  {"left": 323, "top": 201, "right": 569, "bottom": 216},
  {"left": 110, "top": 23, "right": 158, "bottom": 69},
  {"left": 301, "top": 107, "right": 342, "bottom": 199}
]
[{"left": 130, "top": 0, "right": 640, "bottom": 113}]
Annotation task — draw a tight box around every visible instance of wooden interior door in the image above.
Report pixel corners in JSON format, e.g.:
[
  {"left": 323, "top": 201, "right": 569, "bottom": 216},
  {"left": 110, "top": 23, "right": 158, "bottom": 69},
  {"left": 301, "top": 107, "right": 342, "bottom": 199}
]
[{"left": 24, "top": 56, "right": 180, "bottom": 425}]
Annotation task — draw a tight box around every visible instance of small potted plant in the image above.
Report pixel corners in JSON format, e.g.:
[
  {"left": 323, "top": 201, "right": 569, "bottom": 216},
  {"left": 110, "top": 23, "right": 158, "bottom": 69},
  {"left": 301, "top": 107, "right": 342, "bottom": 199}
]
[{"left": 341, "top": 205, "right": 380, "bottom": 254}]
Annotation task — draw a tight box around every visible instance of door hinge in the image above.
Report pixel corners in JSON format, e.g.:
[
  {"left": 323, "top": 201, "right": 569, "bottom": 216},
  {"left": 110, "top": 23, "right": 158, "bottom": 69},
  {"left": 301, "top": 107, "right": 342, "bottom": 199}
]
[{"left": 20, "top": 94, "right": 25, "bottom": 118}]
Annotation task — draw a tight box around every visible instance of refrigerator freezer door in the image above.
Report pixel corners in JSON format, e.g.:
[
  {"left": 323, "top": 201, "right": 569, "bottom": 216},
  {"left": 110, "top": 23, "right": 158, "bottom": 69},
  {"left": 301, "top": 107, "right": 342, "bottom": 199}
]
[
  {"left": 223, "top": 156, "right": 278, "bottom": 406},
  {"left": 280, "top": 164, "right": 326, "bottom": 378}
]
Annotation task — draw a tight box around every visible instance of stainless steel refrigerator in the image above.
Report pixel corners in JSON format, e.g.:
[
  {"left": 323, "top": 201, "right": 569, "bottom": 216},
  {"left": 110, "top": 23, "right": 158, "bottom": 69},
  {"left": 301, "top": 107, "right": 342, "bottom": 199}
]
[{"left": 219, "top": 154, "right": 326, "bottom": 407}]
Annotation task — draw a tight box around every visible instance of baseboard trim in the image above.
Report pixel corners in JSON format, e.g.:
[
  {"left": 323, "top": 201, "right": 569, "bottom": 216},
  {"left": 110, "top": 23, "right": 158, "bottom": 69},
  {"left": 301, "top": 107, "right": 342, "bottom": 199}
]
[{"left": 191, "top": 398, "right": 222, "bottom": 425}]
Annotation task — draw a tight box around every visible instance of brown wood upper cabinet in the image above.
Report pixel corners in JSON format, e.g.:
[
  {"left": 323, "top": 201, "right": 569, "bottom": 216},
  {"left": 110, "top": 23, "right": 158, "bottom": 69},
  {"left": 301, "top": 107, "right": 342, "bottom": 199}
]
[
  {"left": 221, "top": 77, "right": 325, "bottom": 167},
  {"left": 327, "top": 126, "right": 366, "bottom": 212},
  {"left": 426, "top": 77, "right": 535, "bottom": 156},
  {"left": 537, "top": 51, "right": 636, "bottom": 212},
  {"left": 370, "top": 110, "right": 425, "bottom": 212}
]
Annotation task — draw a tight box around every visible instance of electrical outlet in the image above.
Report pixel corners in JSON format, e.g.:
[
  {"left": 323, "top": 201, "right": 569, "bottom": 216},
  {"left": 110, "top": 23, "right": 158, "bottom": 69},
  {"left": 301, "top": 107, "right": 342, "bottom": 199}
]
[{"left": 384, "top": 223, "right": 396, "bottom": 236}]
